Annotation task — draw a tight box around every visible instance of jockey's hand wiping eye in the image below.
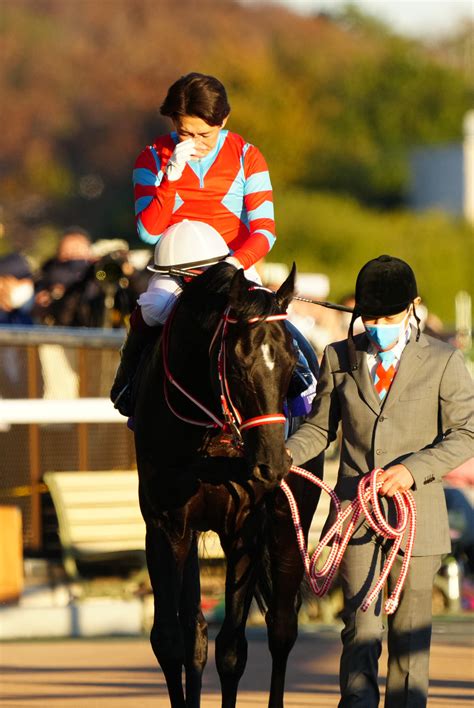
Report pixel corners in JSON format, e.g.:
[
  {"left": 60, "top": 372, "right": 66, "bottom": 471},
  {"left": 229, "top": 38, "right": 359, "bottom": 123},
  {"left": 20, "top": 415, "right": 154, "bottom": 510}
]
[{"left": 166, "top": 139, "right": 198, "bottom": 181}]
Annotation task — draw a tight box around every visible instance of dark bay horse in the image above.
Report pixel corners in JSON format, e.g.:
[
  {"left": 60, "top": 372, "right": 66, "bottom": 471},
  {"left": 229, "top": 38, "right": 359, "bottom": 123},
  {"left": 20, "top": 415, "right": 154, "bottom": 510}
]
[{"left": 133, "top": 262, "right": 322, "bottom": 707}]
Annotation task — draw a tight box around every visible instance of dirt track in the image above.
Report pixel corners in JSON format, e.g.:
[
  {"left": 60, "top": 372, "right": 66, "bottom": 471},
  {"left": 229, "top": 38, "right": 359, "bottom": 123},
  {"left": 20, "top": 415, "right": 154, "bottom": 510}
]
[{"left": 1, "top": 619, "right": 472, "bottom": 707}]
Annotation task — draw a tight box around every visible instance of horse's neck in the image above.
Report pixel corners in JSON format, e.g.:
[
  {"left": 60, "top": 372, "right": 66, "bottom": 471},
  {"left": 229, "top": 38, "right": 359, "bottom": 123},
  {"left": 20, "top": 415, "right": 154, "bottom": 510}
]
[
  {"left": 165, "top": 309, "right": 219, "bottom": 393},
  {"left": 180, "top": 303, "right": 222, "bottom": 346}
]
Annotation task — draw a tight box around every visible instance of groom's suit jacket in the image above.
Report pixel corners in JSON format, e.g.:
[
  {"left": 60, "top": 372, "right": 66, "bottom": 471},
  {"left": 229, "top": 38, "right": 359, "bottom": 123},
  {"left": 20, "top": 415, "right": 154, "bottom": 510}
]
[{"left": 287, "top": 328, "right": 474, "bottom": 555}]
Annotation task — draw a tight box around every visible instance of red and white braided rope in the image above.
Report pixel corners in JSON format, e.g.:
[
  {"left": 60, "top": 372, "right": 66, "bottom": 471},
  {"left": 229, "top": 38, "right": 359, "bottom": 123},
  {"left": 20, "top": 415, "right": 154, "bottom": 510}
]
[{"left": 281, "top": 466, "right": 417, "bottom": 615}]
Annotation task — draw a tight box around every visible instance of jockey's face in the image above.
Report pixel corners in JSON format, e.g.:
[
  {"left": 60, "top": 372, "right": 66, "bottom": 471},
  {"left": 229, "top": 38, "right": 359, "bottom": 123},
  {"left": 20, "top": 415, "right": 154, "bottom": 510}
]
[{"left": 174, "top": 115, "right": 228, "bottom": 158}]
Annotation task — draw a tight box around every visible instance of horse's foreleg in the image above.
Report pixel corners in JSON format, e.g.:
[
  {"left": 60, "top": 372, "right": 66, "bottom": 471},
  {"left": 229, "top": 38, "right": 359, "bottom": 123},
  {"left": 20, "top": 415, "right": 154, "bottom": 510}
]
[
  {"left": 146, "top": 524, "right": 190, "bottom": 708},
  {"left": 267, "top": 453, "right": 324, "bottom": 708},
  {"left": 265, "top": 506, "right": 303, "bottom": 707},
  {"left": 215, "top": 540, "right": 260, "bottom": 708},
  {"left": 179, "top": 533, "right": 208, "bottom": 708},
  {"left": 266, "top": 555, "right": 303, "bottom": 708}
]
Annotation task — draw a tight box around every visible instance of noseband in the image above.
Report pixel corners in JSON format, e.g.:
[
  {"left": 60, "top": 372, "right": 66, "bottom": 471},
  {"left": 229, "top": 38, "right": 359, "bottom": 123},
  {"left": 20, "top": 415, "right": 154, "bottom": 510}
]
[{"left": 161, "top": 302, "right": 288, "bottom": 445}]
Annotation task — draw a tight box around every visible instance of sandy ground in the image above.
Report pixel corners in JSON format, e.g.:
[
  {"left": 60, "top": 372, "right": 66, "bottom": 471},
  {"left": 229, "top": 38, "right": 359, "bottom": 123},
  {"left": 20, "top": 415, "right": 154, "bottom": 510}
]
[{"left": 1, "top": 618, "right": 472, "bottom": 707}]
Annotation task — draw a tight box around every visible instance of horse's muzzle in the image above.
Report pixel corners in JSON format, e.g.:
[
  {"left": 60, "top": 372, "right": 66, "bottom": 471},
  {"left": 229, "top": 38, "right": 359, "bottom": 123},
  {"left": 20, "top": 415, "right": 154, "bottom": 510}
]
[{"left": 251, "top": 456, "right": 291, "bottom": 488}]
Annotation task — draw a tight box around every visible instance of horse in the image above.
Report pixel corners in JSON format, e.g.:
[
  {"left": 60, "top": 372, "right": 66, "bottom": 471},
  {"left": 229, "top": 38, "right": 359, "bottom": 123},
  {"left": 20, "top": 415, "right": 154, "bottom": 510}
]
[{"left": 133, "top": 261, "right": 323, "bottom": 707}]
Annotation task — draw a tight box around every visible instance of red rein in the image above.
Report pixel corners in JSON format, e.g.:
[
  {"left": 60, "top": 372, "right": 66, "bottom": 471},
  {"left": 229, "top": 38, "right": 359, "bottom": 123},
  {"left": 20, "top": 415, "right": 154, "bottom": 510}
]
[{"left": 162, "top": 305, "right": 288, "bottom": 435}]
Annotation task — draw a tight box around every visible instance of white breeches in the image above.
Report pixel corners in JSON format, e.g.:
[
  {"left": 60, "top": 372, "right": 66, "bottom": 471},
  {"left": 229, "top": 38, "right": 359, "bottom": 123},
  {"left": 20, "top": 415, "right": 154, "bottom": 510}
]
[{"left": 138, "top": 265, "right": 262, "bottom": 327}]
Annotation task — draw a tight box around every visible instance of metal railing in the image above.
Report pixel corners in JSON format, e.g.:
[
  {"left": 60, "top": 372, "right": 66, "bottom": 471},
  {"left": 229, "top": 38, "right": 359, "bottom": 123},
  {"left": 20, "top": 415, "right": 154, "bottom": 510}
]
[{"left": 0, "top": 326, "right": 135, "bottom": 550}]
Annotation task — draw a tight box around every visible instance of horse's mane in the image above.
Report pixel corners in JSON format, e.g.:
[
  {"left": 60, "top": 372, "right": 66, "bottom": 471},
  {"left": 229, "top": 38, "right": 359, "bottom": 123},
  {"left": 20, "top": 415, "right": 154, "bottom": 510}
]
[{"left": 179, "top": 262, "right": 281, "bottom": 331}]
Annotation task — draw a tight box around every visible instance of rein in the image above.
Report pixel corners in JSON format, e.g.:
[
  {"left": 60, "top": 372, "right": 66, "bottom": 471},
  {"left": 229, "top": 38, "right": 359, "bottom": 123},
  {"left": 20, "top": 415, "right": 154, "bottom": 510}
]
[
  {"left": 160, "top": 267, "right": 354, "bottom": 314},
  {"left": 162, "top": 303, "right": 288, "bottom": 440},
  {"left": 281, "top": 466, "right": 417, "bottom": 615}
]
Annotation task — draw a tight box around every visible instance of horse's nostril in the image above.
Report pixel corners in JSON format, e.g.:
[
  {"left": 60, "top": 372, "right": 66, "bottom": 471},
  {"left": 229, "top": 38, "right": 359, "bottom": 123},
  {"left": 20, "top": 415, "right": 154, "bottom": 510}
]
[
  {"left": 258, "top": 464, "right": 272, "bottom": 480},
  {"left": 252, "top": 464, "right": 278, "bottom": 486}
]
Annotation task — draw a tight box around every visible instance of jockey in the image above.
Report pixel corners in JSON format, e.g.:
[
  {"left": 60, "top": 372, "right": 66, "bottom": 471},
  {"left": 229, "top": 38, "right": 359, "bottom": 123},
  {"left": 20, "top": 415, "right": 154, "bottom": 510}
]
[
  {"left": 111, "top": 219, "right": 317, "bottom": 419},
  {"left": 110, "top": 72, "right": 316, "bottom": 416}
]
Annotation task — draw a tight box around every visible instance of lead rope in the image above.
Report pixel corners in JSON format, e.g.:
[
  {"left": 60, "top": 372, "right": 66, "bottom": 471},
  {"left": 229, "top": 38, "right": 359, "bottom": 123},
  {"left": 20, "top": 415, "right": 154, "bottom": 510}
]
[{"left": 281, "top": 466, "right": 417, "bottom": 614}]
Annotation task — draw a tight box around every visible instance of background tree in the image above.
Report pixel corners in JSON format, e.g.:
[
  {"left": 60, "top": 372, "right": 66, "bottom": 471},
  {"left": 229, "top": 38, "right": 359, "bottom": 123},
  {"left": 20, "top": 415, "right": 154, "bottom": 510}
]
[{"left": 1, "top": 0, "right": 472, "bottom": 322}]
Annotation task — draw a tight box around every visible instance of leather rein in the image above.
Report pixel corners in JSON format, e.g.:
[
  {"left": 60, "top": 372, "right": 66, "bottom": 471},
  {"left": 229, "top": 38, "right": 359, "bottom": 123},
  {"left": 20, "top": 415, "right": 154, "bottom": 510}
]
[{"left": 161, "top": 301, "right": 288, "bottom": 447}]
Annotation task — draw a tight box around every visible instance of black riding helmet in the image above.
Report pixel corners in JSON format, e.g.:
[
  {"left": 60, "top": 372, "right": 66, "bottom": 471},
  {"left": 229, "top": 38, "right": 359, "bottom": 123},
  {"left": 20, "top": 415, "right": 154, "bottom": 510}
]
[{"left": 348, "top": 255, "right": 420, "bottom": 370}]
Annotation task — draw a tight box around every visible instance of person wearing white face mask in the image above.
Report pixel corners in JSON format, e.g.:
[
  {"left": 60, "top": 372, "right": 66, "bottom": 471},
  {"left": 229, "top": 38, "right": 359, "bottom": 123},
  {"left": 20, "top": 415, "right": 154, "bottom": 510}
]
[
  {"left": 0, "top": 253, "right": 35, "bottom": 325},
  {"left": 286, "top": 255, "right": 474, "bottom": 708}
]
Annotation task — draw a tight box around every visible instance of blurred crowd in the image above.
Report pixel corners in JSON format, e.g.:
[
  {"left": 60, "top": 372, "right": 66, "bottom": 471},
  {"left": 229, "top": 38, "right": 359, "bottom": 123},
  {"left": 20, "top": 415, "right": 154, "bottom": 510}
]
[
  {"left": 0, "top": 228, "right": 449, "bottom": 356},
  {"left": 0, "top": 227, "right": 151, "bottom": 329}
]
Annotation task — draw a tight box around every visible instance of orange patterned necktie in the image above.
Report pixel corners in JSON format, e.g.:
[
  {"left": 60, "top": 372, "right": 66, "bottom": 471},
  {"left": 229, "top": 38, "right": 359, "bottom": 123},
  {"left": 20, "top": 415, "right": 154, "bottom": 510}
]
[{"left": 373, "top": 351, "right": 397, "bottom": 401}]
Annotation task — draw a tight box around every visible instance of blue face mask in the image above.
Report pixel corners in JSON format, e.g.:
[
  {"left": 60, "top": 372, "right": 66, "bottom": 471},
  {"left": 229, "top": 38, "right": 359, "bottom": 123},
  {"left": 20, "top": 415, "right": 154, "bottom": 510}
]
[{"left": 364, "top": 317, "right": 408, "bottom": 351}]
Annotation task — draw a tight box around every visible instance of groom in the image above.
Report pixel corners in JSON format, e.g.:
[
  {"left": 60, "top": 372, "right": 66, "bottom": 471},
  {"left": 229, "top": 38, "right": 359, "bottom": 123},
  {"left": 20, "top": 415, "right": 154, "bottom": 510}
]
[{"left": 286, "top": 255, "right": 474, "bottom": 707}]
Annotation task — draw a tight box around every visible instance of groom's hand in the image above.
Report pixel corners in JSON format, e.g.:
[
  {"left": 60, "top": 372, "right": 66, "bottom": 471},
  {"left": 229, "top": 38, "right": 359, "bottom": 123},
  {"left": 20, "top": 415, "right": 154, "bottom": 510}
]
[{"left": 378, "top": 464, "right": 414, "bottom": 497}]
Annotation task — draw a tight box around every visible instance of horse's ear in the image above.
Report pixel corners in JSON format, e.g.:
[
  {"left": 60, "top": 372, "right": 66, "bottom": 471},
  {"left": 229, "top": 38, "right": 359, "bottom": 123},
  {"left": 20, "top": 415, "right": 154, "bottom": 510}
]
[
  {"left": 228, "top": 268, "right": 249, "bottom": 312},
  {"left": 275, "top": 262, "right": 296, "bottom": 312}
]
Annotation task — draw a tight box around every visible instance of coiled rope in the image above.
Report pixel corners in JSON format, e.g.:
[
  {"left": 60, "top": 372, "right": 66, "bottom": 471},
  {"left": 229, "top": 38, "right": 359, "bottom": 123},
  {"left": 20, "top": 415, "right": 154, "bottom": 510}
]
[{"left": 281, "top": 466, "right": 417, "bottom": 614}]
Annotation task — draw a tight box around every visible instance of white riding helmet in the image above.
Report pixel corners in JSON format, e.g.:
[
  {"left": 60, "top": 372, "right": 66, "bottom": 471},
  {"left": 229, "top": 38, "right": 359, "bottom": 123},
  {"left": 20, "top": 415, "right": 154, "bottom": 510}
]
[{"left": 148, "top": 219, "right": 230, "bottom": 274}]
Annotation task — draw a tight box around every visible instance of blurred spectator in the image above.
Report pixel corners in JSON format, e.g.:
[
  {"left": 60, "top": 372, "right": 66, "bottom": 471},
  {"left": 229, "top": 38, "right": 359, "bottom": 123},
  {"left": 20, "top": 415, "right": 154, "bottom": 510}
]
[
  {"left": 90, "top": 240, "right": 152, "bottom": 328},
  {"left": 411, "top": 301, "right": 445, "bottom": 340},
  {"left": 0, "top": 253, "right": 35, "bottom": 325},
  {"left": 0, "top": 253, "right": 35, "bottom": 401},
  {"left": 333, "top": 293, "right": 363, "bottom": 341},
  {"left": 444, "top": 458, "right": 474, "bottom": 577},
  {"left": 34, "top": 230, "right": 152, "bottom": 328},
  {"left": 288, "top": 273, "right": 340, "bottom": 359},
  {"left": 57, "top": 226, "right": 92, "bottom": 261},
  {"left": 34, "top": 226, "right": 93, "bottom": 320}
]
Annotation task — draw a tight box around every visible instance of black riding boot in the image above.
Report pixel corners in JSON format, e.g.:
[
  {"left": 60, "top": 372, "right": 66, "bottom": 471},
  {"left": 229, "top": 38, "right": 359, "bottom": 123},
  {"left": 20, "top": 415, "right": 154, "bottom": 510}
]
[{"left": 110, "top": 325, "right": 162, "bottom": 416}]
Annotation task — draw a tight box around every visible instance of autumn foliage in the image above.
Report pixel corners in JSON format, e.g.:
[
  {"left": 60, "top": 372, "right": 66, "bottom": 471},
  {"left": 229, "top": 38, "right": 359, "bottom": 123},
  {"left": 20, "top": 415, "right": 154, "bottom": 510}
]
[{"left": 1, "top": 0, "right": 472, "bottom": 321}]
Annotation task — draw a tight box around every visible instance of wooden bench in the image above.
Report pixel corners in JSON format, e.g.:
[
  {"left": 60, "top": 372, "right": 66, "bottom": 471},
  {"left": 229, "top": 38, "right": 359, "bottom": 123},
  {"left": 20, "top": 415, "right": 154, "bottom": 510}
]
[{"left": 44, "top": 470, "right": 224, "bottom": 580}]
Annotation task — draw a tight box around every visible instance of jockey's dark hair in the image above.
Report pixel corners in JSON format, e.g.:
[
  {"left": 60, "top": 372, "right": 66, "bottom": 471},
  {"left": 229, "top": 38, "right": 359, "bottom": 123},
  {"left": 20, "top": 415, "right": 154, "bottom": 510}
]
[{"left": 160, "top": 73, "right": 231, "bottom": 126}]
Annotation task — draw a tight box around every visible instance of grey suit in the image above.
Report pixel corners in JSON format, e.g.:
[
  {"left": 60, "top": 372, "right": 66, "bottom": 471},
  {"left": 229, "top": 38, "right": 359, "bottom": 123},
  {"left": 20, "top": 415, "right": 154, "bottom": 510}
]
[{"left": 287, "top": 329, "right": 474, "bottom": 707}]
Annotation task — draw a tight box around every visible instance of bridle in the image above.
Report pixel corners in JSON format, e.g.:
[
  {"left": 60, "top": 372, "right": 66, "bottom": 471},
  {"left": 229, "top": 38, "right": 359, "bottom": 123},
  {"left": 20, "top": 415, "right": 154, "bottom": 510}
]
[{"left": 161, "top": 300, "right": 289, "bottom": 447}]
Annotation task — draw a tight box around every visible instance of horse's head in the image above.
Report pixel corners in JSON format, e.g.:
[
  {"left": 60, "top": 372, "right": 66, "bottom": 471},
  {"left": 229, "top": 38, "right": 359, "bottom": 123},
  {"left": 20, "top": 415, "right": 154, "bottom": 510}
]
[
  {"left": 160, "top": 262, "right": 298, "bottom": 495},
  {"left": 221, "top": 265, "right": 298, "bottom": 489}
]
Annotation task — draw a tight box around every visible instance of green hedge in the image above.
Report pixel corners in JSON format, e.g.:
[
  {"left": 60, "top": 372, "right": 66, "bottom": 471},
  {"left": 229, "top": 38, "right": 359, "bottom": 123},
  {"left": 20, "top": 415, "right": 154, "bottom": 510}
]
[{"left": 272, "top": 189, "right": 473, "bottom": 325}]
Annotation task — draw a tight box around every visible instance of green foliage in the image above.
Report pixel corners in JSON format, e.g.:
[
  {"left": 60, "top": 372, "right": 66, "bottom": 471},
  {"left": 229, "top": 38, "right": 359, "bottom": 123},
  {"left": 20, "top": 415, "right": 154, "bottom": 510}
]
[
  {"left": 0, "top": 0, "right": 472, "bottom": 299},
  {"left": 273, "top": 189, "right": 473, "bottom": 325}
]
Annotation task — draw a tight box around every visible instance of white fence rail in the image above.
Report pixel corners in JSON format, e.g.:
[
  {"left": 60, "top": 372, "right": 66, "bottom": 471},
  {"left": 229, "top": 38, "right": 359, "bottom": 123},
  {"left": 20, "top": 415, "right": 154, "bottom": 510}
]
[{"left": 0, "top": 398, "right": 123, "bottom": 425}]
